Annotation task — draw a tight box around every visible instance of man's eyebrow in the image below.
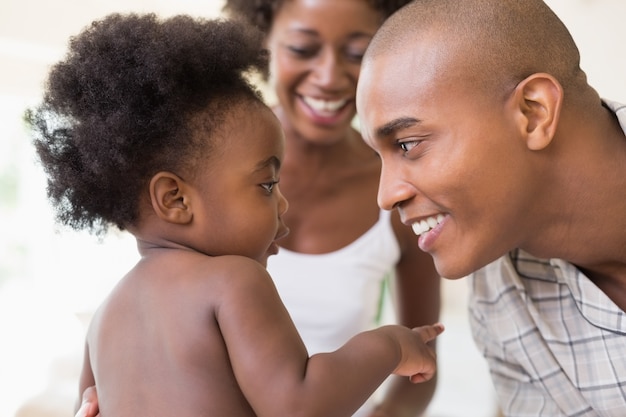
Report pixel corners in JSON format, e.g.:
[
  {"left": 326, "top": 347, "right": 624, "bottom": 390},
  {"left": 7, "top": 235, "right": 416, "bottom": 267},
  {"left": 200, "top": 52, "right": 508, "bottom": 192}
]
[{"left": 376, "top": 117, "right": 421, "bottom": 138}]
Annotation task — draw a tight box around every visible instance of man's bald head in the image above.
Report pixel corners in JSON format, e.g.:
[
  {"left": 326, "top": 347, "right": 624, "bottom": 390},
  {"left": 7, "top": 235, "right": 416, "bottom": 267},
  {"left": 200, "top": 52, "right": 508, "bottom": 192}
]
[{"left": 365, "top": 0, "right": 583, "bottom": 95}]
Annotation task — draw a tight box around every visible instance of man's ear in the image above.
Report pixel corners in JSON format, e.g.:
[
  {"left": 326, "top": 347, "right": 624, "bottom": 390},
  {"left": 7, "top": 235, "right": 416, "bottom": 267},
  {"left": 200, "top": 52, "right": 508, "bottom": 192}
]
[
  {"left": 511, "top": 72, "right": 563, "bottom": 151},
  {"left": 149, "top": 171, "right": 193, "bottom": 224}
]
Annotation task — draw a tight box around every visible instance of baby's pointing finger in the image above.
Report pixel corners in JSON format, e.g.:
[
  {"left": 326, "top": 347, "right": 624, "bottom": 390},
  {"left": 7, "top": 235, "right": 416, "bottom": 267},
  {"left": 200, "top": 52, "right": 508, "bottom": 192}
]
[{"left": 413, "top": 322, "right": 445, "bottom": 343}]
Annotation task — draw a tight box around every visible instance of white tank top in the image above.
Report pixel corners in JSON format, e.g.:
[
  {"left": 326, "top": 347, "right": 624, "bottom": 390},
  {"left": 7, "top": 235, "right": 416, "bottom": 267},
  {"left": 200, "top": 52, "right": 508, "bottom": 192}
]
[{"left": 268, "top": 209, "right": 401, "bottom": 352}]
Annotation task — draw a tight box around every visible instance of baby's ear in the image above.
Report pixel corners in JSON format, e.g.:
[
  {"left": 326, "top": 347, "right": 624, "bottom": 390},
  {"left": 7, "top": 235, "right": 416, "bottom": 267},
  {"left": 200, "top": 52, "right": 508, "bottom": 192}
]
[
  {"left": 149, "top": 171, "right": 193, "bottom": 224},
  {"left": 511, "top": 72, "right": 563, "bottom": 151}
]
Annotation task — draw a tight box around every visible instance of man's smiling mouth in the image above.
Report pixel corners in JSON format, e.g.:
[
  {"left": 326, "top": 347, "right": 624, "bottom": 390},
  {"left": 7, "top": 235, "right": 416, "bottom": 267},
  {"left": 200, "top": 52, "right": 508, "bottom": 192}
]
[{"left": 412, "top": 214, "right": 445, "bottom": 236}]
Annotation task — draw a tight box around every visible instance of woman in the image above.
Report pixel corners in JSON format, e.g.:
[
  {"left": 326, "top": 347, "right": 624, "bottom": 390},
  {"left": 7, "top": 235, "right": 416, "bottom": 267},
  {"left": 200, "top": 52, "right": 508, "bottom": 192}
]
[{"left": 76, "top": 1, "right": 441, "bottom": 416}]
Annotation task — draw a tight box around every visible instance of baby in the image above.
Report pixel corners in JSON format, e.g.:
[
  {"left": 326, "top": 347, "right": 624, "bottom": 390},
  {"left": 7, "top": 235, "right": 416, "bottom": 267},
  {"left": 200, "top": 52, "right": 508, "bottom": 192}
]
[{"left": 26, "top": 13, "right": 443, "bottom": 417}]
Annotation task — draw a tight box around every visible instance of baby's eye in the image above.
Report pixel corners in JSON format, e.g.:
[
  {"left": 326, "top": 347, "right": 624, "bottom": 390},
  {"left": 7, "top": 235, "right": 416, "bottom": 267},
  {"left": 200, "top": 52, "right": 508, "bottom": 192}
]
[{"left": 261, "top": 180, "right": 278, "bottom": 193}]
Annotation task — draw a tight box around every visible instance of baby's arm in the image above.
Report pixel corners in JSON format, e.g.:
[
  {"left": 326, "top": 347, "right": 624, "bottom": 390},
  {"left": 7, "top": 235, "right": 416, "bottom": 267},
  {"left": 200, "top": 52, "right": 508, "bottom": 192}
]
[{"left": 219, "top": 259, "right": 443, "bottom": 417}]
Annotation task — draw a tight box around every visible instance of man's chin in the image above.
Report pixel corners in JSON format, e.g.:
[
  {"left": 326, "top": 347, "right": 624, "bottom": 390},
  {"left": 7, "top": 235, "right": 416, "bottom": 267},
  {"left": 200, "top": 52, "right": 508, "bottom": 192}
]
[{"left": 433, "top": 257, "right": 476, "bottom": 280}]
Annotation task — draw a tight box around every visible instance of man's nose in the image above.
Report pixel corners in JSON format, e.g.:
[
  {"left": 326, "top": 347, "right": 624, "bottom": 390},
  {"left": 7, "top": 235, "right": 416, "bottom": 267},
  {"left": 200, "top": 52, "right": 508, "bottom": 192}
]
[{"left": 377, "top": 161, "right": 414, "bottom": 211}]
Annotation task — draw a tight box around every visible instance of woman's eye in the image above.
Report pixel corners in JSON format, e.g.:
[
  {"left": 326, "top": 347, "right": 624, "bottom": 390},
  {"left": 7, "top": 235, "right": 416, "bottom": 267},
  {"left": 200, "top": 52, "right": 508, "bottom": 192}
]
[
  {"left": 345, "top": 49, "right": 366, "bottom": 63},
  {"left": 287, "top": 46, "right": 315, "bottom": 58}
]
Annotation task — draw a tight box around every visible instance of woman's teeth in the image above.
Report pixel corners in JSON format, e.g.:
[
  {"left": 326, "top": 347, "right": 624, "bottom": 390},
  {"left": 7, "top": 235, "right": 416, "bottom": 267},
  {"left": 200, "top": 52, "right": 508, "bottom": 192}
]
[
  {"left": 411, "top": 214, "right": 445, "bottom": 236},
  {"left": 303, "top": 96, "right": 347, "bottom": 113}
]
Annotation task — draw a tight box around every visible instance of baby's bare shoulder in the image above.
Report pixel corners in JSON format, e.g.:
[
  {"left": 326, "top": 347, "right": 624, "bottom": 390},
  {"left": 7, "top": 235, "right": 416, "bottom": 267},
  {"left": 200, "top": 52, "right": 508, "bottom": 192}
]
[
  {"left": 175, "top": 253, "right": 274, "bottom": 297},
  {"left": 141, "top": 250, "right": 269, "bottom": 281},
  {"left": 209, "top": 255, "right": 274, "bottom": 293}
]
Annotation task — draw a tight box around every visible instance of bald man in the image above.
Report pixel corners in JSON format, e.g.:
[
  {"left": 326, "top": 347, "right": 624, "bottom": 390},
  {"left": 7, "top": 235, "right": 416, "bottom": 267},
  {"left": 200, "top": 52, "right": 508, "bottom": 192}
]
[{"left": 356, "top": 0, "right": 626, "bottom": 415}]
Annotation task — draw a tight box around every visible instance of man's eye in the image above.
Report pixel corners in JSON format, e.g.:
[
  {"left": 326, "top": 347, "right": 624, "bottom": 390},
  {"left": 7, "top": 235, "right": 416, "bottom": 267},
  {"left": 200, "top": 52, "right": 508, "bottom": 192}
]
[{"left": 399, "top": 140, "right": 420, "bottom": 152}]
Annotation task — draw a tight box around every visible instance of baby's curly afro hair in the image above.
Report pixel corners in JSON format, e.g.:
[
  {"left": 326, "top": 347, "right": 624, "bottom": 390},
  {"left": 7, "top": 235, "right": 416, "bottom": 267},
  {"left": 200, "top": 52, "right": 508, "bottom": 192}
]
[
  {"left": 223, "top": 0, "right": 414, "bottom": 34},
  {"left": 26, "top": 13, "right": 268, "bottom": 235}
]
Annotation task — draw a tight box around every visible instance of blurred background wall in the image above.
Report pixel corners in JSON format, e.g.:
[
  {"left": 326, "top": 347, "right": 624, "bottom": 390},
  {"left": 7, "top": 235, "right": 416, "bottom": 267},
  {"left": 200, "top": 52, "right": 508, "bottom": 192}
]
[{"left": 1, "top": 1, "right": 624, "bottom": 416}]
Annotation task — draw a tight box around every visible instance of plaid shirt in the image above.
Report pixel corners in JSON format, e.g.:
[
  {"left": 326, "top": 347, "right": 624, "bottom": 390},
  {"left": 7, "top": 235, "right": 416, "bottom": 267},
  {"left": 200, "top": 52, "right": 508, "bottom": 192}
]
[{"left": 468, "top": 100, "right": 626, "bottom": 417}]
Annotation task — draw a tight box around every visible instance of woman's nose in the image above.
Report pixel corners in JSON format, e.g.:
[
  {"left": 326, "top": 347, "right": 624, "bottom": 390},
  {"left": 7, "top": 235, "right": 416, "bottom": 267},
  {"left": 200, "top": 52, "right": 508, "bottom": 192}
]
[{"left": 311, "top": 49, "right": 348, "bottom": 89}]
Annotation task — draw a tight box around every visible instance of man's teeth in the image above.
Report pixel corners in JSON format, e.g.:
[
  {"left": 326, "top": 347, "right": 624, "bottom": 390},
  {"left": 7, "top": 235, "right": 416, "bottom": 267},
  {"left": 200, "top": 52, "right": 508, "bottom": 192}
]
[
  {"left": 303, "top": 96, "right": 347, "bottom": 112},
  {"left": 411, "top": 214, "right": 445, "bottom": 236}
]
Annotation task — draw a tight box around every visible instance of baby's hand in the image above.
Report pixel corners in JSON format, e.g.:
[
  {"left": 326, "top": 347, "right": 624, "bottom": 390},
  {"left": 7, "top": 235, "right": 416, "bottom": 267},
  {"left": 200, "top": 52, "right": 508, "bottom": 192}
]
[
  {"left": 393, "top": 323, "right": 444, "bottom": 383},
  {"left": 75, "top": 386, "right": 100, "bottom": 417}
]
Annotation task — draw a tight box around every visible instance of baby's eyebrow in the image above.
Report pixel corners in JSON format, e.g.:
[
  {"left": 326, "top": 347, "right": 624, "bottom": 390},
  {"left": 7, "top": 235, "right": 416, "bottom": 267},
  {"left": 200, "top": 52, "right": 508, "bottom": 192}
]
[
  {"left": 254, "top": 156, "right": 281, "bottom": 173},
  {"left": 375, "top": 117, "right": 421, "bottom": 139}
]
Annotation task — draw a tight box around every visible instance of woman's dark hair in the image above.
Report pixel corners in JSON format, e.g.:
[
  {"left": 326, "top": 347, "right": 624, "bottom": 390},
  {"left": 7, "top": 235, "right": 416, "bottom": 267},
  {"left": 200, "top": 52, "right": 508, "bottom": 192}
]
[
  {"left": 223, "top": 0, "right": 414, "bottom": 33},
  {"left": 25, "top": 13, "right": 268, "bottom": 235}
]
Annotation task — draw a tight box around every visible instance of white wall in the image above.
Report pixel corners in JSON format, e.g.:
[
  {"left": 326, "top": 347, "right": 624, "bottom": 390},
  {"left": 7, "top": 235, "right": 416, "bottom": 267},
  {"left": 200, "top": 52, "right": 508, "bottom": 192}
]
[{"left": 545, "top": 0, "right": 626, "bottom": 102}]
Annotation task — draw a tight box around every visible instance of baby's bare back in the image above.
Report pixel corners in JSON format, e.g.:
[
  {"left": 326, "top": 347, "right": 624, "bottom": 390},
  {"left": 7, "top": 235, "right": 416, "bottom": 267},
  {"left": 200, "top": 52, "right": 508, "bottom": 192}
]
[
  {"left": 79, "top": 249, "right": 440, "bottom": 417},
  {"left": 85, "top": 252, "right": 259, "bottom": 416}
]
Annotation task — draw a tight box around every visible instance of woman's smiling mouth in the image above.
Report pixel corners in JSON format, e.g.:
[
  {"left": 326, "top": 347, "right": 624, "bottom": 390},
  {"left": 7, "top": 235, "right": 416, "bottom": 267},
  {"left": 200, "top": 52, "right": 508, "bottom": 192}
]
[{"left": 302, "top": 96, "right": 349, "bottom": 116}]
